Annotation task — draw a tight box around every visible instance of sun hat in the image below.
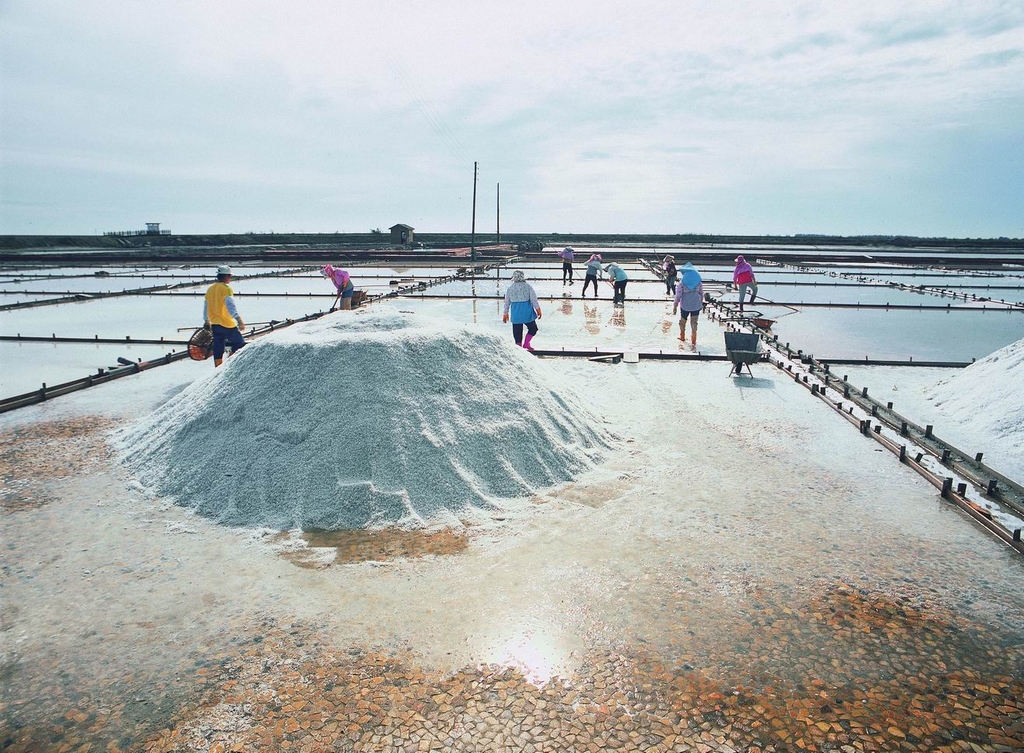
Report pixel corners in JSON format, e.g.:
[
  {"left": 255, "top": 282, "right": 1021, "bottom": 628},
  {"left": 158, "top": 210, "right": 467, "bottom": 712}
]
[
  {"left": 735, "top": 255, "right": 745, "bottom": 264},
  {"left": 216, "top": 265, "right": 232, "bottom": 275},
  {"left": 321, "top": 264, "right": 335, "bottom": 277}
]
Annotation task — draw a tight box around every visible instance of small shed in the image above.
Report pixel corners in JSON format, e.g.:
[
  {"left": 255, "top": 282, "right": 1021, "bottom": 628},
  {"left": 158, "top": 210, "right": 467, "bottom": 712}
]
[
  {"left": 390, "top": 224, "right": 415, "bottom": 244},
  {"left": 145, "top": 222, "right": 161, "bottom": 235}
]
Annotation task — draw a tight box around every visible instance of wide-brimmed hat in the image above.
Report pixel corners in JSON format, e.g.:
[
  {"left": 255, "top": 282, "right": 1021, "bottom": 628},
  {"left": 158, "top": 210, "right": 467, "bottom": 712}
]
[{"left": 216, "top": 264, "right": 232, "bottom": 275}]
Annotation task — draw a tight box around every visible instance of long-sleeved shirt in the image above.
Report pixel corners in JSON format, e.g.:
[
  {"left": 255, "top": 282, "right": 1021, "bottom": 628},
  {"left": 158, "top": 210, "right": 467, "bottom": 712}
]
[
  {"left": 203, "top": 282, "right": 240, "bottom": 328},
  {"left": 733, "top": 261, "right": 755, "bottom": 285},
  {"left": 585, "top": 259, "right": 604, "bottom": 276},
  {"left": 674, "top": 280, "right": 704, "bottom": 312},
  {"left": 502, "top": 281, "right": 540, "bottom": 324},
  {"left": 558, "top": 249, "right": 574, "bottom": 262},
  {"left": 329, "top": 269, "right": 352, "bottom": 292}
]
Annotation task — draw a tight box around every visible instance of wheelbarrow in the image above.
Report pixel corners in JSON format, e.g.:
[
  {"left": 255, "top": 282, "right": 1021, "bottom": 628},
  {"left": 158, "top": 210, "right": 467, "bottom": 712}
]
[{"left": 724, "top": 332, "right": 762, "bottom": 377}]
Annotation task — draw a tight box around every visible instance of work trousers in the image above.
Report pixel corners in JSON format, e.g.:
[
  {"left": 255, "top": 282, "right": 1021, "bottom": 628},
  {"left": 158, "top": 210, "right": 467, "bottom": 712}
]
[
  {"left": 512, "top": 320, "right": 539, "bottom": 345},
  {"left": 211, "top": 324, "right": 246, "bottom": 360}
]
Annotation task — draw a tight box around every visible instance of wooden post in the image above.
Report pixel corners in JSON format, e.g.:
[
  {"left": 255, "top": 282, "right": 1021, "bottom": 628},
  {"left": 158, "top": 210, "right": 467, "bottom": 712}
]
[{"left": 470, "top": 161, "right": 478, "bottom": 262}]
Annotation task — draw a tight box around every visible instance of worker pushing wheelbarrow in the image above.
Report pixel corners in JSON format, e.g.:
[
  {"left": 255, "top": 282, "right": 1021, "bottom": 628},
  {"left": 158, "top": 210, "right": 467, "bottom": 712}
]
[{"left": 724, "top": 331, "right": 762, "bottom": 377}]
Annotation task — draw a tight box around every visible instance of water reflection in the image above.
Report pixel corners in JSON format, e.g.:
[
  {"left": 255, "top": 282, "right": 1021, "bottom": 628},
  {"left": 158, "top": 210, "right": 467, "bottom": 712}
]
[
  {"left": 583, "top": 303, "right": 600, "bottom": 335},
  {"left": 488, "top": 627, "right": 563, "bottom": 684}
]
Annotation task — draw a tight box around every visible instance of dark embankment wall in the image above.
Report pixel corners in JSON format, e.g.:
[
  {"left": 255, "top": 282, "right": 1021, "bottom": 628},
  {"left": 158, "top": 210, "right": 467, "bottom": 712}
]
[{"left": 2, "top": 232, "right": 1023, "bottom": 252}]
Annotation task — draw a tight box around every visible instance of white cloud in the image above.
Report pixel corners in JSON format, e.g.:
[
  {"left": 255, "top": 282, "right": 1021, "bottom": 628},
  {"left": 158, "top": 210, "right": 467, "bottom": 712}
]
[{"left": 2, "top": 0, "right": 1023, "bottom": 234}]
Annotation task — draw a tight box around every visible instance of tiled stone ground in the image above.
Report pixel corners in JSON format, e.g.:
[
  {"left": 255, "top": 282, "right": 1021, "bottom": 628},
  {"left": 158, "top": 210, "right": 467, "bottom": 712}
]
[
  {"left": 4, "top": 586, "right": 1022, "bottom": 752},
  {"left": 3, "top": 400, "right": 1023, "bottom": 752},
  {"left": 0, "top": 416, "right": 113, "bottom": 512}
]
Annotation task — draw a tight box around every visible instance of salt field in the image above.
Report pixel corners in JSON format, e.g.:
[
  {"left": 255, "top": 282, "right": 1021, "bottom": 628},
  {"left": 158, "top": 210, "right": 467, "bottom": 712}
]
[{"left": 2, "top": 252, "right": 1024, "bottom": 752}]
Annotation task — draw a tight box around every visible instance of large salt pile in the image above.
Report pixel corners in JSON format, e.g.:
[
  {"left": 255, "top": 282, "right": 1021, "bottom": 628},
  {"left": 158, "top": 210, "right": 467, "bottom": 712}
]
[
  {"left": 926, "top": 335, "right": 1024, "bottom": 482},
  {"left": 115, "top": 308, "right": 616, "bottom": 530}
]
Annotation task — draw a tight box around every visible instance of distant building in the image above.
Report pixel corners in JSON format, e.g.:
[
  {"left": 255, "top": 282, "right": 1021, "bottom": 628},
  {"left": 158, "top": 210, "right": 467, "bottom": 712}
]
[
  {"left": 390, "top": 224, "right": 414, "bottom": 245},
  {"left": 104, "top": 222, "right": 171, "bottom": 237}
]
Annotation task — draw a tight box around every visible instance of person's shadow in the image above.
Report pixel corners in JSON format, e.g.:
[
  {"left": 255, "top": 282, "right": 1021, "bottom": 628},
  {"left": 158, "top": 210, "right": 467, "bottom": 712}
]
[{"left": 729, "top": 376, "right": 774, "bottom": 389}]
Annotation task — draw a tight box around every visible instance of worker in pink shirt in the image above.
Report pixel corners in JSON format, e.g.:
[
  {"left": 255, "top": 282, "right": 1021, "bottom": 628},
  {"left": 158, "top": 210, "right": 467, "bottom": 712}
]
[
  {"left": 733, "top": 255, "right": 758, "bottom": 312},
  {"left": 322, "top": 264, "right": 354, "bottom": 310}
]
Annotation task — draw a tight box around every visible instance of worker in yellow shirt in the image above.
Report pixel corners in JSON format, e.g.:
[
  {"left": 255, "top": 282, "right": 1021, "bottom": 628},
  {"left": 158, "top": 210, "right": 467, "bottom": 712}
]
[{"left": 203, "top": 265, "right": 246, "bottom": 366}]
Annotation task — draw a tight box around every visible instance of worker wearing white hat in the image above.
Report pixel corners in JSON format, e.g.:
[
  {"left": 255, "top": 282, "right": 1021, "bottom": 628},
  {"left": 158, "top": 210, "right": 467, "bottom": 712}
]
[{"left": 202, "top": 264, "right": 246, "bottom": 366}]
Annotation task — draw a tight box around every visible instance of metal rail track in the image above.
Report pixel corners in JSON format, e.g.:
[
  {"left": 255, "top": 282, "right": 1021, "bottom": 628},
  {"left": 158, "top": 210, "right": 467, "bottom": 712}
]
[
  {"left": 0, "top": 260, "right": 514, "bottom": 414},
  {"left": 0, "top": 267, "right": 318, "bottom": 312},
  {"left": 638, "top": 256, "right": 1024, "bottom": 552},
  {"left": 1, "top": 335, "right": 189, "bottom": 346}
]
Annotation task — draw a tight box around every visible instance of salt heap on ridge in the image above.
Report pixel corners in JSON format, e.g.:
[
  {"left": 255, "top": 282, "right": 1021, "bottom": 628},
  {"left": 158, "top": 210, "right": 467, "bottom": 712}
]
[
  {"left": 115, "top": 308, "right": 616, "bottom": 530},
  {"left": 926, "top": 335, "right": 1024, "bottom": 482}
]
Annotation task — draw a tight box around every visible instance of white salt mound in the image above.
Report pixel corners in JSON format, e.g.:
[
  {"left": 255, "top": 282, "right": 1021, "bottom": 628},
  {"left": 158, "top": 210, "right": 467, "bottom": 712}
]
[
  {"left": 114, "top": 309, "right": 616, "bottom": 530},
  {"left": 925, "top": 335, "right": 1024, "bottom": 482}
]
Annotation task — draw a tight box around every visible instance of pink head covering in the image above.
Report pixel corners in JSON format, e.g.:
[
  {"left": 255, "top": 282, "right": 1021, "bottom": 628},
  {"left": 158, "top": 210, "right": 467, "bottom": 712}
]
[
  {"left": 733, "top": 255, "right": 754, "bottom": 284},
  {"left": 588, "top": 253, "right": 602, "bottom": 262},
  {"left": 322, "top": 264, "right": 350, "bottom": 290}
]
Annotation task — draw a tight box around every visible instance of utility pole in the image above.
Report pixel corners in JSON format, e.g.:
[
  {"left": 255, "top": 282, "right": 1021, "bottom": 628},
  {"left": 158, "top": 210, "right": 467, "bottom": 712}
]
[
  {"left": 496, "top": 183, "right": 501, "bottom": 247},
  {"left": 470, "top": 161, "right": 478, "bottom": 262}
]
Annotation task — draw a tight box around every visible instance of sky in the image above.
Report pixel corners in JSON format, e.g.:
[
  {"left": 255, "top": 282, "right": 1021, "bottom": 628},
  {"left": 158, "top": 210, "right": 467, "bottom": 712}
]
[{"left": 1, "top": 0, "right": 1023, "bottom": 238}]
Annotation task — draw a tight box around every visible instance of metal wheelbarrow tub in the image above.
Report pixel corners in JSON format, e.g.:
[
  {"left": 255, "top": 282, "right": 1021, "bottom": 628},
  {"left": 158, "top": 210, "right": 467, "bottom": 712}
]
[{"left": 724, "top": 332, "right": 762, "bottom": 377}]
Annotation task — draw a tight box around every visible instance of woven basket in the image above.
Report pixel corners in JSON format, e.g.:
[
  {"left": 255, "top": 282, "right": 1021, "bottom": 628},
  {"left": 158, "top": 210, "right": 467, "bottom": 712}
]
[{"left": 188, "top": 327, "right": 213, "bottom": 361}]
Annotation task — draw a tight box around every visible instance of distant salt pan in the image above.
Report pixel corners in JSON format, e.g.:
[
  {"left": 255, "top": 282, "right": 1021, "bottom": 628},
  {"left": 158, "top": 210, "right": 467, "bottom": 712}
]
[
  {"left": 114, "top": 308, "right": 616, "bottom": 530},
  {"left": 926, "top": 335, "right": 1024, "bottom": 482}
]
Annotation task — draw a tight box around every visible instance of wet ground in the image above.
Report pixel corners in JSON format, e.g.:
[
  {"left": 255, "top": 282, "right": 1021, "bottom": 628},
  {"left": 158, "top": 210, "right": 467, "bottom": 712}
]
[{"left": 2, "top": 353, "right": 1023, "bottom": 752}]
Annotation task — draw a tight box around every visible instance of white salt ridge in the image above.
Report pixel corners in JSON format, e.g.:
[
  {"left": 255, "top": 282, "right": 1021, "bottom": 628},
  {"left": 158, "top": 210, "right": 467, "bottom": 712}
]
[
  {"left": 926, "top": 335, "right": 1024, "bottom": 482},
  {"left": 114, "top": 308, "right": 616, "bottom": 530}
]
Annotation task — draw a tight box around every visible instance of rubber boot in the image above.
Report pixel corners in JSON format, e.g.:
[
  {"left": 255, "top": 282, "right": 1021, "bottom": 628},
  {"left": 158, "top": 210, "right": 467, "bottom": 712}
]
[
  {"left": 690, "top": 328, "right": 697, "bottom": 349},
  {"left": 523, "top": 333, "right": 535, "bottom": 351}
]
